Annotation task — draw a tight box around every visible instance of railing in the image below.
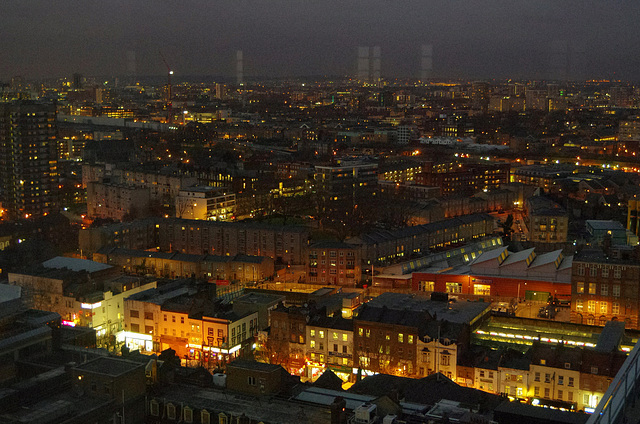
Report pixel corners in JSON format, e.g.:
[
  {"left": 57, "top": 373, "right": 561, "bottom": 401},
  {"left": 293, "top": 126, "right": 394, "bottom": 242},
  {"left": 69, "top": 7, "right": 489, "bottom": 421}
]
[{"left": 586, "top": 337, "right": 640, "bottom": 424}]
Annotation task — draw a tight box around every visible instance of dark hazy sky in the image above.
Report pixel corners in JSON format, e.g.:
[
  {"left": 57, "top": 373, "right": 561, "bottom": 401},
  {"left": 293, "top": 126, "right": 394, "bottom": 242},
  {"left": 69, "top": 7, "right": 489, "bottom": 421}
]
[{"left": 1, "top": 0, "right": 639, "bottom": 81}]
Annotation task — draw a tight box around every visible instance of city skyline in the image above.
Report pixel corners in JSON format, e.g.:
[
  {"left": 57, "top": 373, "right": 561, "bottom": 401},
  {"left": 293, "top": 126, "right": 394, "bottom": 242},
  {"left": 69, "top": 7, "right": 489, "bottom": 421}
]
[{"left": 2, "top": 1, "right": 640, "bottom": 81}]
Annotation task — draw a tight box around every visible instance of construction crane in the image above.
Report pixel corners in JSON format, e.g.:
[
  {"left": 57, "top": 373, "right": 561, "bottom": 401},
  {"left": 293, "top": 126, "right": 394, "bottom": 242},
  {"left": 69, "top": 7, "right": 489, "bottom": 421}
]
[{"left": 160, "top": 51, "right": 173, "bottom": 123}]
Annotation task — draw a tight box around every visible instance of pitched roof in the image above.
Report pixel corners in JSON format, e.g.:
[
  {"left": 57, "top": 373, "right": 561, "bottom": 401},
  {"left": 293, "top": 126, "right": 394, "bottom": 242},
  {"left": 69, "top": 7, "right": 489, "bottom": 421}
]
[
  {"left": 313, "top": 369, "right": 344, "bottom": 391},
  {"left": 348, "top": 373, "right": 503, "bottom": 408}
]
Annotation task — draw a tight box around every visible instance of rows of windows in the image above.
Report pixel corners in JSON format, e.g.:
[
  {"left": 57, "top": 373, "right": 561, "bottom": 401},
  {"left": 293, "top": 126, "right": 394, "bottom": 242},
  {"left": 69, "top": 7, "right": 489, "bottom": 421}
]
[
  {"left": 575, "top": 299, "right": 620, "bottom": 314},
  {"left": 356, "top": 327, "right": 414, "bottom": 344},
  {"left": 577, "top": 264, "right": 622, "bottom": 279},
  {"left": 576, "top": 282, "right": 621, "bottom": 297}
]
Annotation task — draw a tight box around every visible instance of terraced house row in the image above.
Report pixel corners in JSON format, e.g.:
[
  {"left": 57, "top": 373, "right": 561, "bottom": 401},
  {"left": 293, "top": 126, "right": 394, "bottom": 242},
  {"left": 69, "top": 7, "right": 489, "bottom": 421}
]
[{"left": 266, "top": 292, "right": 628, "bottom": 414}]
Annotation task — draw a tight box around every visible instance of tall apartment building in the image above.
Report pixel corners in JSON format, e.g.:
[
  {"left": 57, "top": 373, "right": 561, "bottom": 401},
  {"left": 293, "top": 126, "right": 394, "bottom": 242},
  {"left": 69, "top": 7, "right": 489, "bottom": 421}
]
[{"left": 0, "top": 101, "right": 57, "bottom": 218}]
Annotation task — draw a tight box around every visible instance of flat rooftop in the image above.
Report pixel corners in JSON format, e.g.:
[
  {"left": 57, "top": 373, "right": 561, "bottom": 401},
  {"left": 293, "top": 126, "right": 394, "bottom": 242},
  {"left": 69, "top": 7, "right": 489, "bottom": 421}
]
[
  {"left": 73, "top": 357, "right": 144, "bottom": 377},
  {"left": 42, "top": 256, "right": 113, "bottom": 273},
  {"left": 365, "top": 292, "right": 490, "bottom": 325}
]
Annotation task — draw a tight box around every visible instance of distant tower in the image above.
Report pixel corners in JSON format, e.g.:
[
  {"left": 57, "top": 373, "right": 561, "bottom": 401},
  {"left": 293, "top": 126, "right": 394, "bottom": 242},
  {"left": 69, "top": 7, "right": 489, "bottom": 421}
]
[
  {"left": 371, "top": 46, "right": 381, "bottom": 84},
  {"left": 550, "top": 40, "right": 569, "bottom": 81},
  {"left": 215, "top": 83, "right": 227, "bottom": 100},
  {"left": 236, "top": 50, "right": 244, "bottom": 85},
  {"left": 569, "top": 46, "right": 587, "bottom": 81},
  {"left": 72, "top": 73, "right": 83, "bottom": 89},
  {"left": 126, "top": 50, "right": 137, "bottom": 78},
  {"left": 357, "top": 47, "right": 370, "bottom": 82},
  {"left": 420, "top": 44, "right": 433, "bottom": 81},
  {"left": 10, "top": 76, "right": 24, "bottom": 92}
]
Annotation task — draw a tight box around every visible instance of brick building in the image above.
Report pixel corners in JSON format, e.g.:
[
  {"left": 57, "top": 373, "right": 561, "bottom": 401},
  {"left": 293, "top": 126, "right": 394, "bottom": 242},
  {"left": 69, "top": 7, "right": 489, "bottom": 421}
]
[
  {"left": 80, "top": 217, "right": 310, "bottom": 265},
  {"left": 415, "top": 162, "right": 510, "bottom": 197},
  {"left": 306, "top": 241, "right": 361, "bottom": 286},
  {"left": 87, "top": 179, "right": 151, "bottom": 221},
  {"left": 570, "top": 248, "right": 640, "bottom": 328},
  {"left": 94, "top": 247, "right": 274, "bottom": 283},
  {"left": 524, "top": 195, "right": 569, "bottom": 246}
]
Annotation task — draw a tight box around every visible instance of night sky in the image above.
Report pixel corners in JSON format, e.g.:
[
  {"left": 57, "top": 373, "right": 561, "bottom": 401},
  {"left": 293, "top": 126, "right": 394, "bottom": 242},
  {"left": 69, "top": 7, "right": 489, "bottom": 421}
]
[{"left": 1, "top": 0, "right": 639, "bottom": 80}]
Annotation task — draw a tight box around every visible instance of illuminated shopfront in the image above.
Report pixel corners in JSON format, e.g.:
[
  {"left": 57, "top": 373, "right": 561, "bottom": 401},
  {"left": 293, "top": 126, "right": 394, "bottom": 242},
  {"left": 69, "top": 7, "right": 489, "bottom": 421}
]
[{"left": 118, "top": 330, "right": 153, "bottom": 352}]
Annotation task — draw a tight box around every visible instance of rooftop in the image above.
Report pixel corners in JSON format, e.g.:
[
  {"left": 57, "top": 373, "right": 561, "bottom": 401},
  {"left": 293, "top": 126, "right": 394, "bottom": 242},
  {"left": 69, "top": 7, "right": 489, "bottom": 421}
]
[
  {"left": 42, "top": 256, "right": 113, "bottom": 274},
  {"left": 586, "top": 219, "right": 626, "bottom": 231},
  {"left": 309, "top": 241, "right": 356, "bottom": 250},
  {"left": 526, "top": 195, "right": 567, "bottom": 216},
  {"left": 228, "top": 359, "right": 284, "bottom": 373},
  {"left": 364, "top": 292, "right": 490, "bottom": 325},
  {"left": 73, "top": 356, "right": 144, "bottom": 377},
  {"left": 153, "top": 383, "right": 331, "bottom": 424},
  {"left": 233, "top": 292, "right": 285, "bottom": 306},
  {"left": 348, "top": 373, "right": 503, "bottom": 408}
]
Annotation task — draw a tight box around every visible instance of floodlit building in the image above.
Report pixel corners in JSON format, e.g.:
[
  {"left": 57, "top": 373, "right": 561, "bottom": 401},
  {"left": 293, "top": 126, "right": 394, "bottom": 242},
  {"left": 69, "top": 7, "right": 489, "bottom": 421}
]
[{"left": 175, "top": 186, "right": 236, "bottom": 221}]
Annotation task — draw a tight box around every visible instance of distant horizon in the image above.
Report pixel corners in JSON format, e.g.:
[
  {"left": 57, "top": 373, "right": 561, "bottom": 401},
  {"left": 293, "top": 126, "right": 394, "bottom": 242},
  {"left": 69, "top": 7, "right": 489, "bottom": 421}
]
[
  {"left": 3, "top": 73, "right": 639, "bottom": 86},
  {"left": 2, "top": 1, "right": 639, "bottom": 82}
]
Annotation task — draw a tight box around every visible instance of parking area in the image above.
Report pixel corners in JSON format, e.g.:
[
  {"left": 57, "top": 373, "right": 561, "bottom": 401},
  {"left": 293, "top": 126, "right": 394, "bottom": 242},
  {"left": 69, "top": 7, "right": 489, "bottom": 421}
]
[{"left": 514, "top": 300, "right": 571, "bottom": 322}]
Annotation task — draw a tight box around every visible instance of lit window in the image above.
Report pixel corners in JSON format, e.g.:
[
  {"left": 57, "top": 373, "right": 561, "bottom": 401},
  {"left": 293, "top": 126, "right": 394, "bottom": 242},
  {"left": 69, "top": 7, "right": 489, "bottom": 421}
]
[{"left": 612, "top": 302, "right": 620, "bottom": 315}]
